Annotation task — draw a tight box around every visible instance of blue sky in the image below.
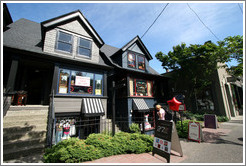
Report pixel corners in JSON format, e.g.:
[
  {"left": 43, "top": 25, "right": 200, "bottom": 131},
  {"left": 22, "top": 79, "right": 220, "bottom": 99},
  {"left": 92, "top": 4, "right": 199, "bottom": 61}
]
[{"left": 6, "top": 2, "right": 244, "bottom": 74}]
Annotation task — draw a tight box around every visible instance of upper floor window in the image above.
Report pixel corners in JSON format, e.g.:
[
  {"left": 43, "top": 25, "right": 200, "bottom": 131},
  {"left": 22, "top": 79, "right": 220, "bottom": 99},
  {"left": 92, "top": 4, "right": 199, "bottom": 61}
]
[
  {"left": 77, "top": 38, "right": 92, "bottom": 58},
  {"left": 128, "top": 52, "right": 136, "bottom": 68},
  {"left": 56, "top": 31, "right": 73, "bottom": 53},
  {"left": 138, "top": 56, "right": 145, "bottom": 70}
]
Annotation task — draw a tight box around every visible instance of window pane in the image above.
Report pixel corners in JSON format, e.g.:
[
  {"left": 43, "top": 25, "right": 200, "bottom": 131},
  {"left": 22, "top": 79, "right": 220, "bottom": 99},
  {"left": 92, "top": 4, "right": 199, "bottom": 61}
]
[
  {"left": 147, "top": 81, "right": 153, "bottom": 96},
  {"left": 58, "top": 69, "right": 70, "bottom": 94},
  {"left": 57, "top": 42, "right": 72, "bottom": 53},
  {"left": 79, "top": 38, "right": 91, "bottom": 48},
  {"left": 95, "top": 74, "right": 103, "bottom": 95},
  {"left": 59, "top": 31, "right": 72, "bottom": 43},
  {"left": 128, "top": 53, "right": 136, "bottom": 68},
  {"left": 70, "top": 71, "right": 94, "bottom": 95},
  {"left": 135, "top": 79, "right": 147, "bottom": 96},
  {"left": 138, "top": 56, "right": 145, "bottom": 70},
  {"left": 78, "top": 47, "right": 90, "bottom": 57},
  {"left": 129, "top": 78, "right": 134, "bottom": 96}
]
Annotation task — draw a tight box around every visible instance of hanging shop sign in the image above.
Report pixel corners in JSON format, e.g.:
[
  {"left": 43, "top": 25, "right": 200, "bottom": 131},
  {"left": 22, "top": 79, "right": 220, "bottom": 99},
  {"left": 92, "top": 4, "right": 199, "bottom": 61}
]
[
  {"left": 75, "top": 76, "right": 90, "bottom": 87},
  {"left": 188, "top": 121, "right": 202, "bottom": 143},
  {"left": 152, "top": 120, "right": 183, "bottom": 163}
]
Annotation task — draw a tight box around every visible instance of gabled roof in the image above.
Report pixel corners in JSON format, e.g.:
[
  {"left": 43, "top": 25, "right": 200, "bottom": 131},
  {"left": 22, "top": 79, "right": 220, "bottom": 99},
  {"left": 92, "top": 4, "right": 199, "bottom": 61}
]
[
  {"left": 100, "top": 44, "right": 160, "bottom": 76},
  {"left": 120, "top": 36, "right": 153, "bottom": 60},
  {"left": 3, "top": 18, "right": 110, "bottom": 69},
  {"left": 41, "top": 10, "right": 104, "bottom": 47}
]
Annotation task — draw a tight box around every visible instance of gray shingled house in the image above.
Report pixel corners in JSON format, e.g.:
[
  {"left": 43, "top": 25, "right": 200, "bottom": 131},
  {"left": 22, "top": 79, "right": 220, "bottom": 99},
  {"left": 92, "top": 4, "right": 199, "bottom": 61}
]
[
  {"left": 3, "top": 9, "right": 170, "bottom": 161},
  {"left": 100, "top": 36, "right": 170, "bottom": 135}
]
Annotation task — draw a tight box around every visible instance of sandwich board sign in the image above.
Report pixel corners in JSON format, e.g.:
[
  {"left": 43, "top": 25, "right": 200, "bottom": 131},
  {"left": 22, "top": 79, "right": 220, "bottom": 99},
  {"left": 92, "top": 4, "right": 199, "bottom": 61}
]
[
  {"left": 188, "top": 121, "right": 203, "bottom": 143},
  {"left": 152, "top": 120, "right": 183, "bottom": 163}
]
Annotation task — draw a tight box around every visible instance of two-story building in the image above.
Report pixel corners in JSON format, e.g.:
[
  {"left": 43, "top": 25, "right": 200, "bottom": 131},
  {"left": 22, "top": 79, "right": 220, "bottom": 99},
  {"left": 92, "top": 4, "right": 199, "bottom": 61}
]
[
  {"left": 3, "top": 10, "right": 113, "bottom": 142},
  {"left": 101, "top": 36, "right": 169, "bottom": 134},
  {"left": 3, "top": 10, "right": 170, "bottom": 143}
]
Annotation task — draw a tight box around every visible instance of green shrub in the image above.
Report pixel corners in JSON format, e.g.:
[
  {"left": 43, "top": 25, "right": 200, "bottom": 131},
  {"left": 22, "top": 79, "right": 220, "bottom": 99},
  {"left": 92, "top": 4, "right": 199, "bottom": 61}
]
[
  {"left": 43, "top": 137, "right": 103, "bottom": 163},
  {"left": 217, "top": 116, "right": 229, "bottom": 122},
  {"left": 44, "top": 132, "right": 154, "bottom": 163},
  {"left": 129, "top": 123, "right": 141, "bottom": 133},
  {"left": 84, "top": 133, "right": 119, "bottom": 157}
]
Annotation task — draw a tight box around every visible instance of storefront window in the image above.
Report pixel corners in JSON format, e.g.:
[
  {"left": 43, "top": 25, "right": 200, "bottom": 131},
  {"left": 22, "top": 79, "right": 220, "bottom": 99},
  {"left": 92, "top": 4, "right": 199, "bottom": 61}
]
[
  {"left": 128, "top": 53, "right": 136, "bottom": 68},
  {"left": 130, "top": 78, "right": 153, "bottom": 97},
  {"left": 58, "top": 68, "right": 103, "bottom": 96},
  {"left": 95, "top": 74, "right": 103, "bottom": 95},
  {"left": 70, "top": 71, "right": 94, "bottom": 95},
  {"left": 58, "top": 69, "right": 70, "bottom": 94},
  {"left": 138, "top": 56, "right": 145, "bottom": 70},
  {"left": 55, "top": 116, "right": 80, "bottom": 145}
]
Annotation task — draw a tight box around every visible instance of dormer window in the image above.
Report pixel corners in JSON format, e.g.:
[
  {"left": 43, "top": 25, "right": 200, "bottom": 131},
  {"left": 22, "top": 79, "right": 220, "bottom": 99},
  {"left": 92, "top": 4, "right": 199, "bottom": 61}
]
[
  {"left": 138, "top": 56, "right": 145, "bottom": 70},
  {"left": 128, "top": 52, "right": 136, "bottom": 68},
  {"left": 77, "top": 37, "right": 92, "bottom": 58},
  {"left": 56, "top": 31, "right": 73, "bottom": 53}
]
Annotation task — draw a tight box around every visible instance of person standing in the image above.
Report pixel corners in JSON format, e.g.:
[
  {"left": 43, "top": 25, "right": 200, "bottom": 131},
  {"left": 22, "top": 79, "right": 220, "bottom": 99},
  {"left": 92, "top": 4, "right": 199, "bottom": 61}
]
[{"left": 156, "top": 104, "right": 165, "bottom": 120}]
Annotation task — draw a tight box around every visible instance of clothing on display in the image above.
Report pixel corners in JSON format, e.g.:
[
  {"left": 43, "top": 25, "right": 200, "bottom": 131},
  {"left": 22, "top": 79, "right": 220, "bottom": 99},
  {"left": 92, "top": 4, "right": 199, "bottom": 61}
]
[{"left": 55, "top": 117, "right": 79, "bottom": 144}]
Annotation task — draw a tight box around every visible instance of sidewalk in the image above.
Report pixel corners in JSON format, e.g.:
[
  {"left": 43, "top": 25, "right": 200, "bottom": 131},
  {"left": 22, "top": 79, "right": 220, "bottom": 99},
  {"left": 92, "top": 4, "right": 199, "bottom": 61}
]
[{"left": 85, "top": 116, "right": 243, "bottom": 164}]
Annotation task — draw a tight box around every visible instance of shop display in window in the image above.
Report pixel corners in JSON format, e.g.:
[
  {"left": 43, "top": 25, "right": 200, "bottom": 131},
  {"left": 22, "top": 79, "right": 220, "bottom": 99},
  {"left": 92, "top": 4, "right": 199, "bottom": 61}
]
[
  {"left": 128, "top": 53, "right": 136, "bottom": 68},
  {"left": 135, "top": 79, "right": 147, "bottom": 96},
  {"left": 95, "top": 74, "right": 103, "bottom": 95},
  {"left": 70, "top": 71, "right": 94, "bottom": 94},
  {"left": 130, "top": 78, "right": 153, "bottom": 97},
  {"left": 55, "top": 118, "right": 78, "bottom": 145},
  {"left": 58, "top": 68, "right": 103, "bottom": 95},
  {"left": 138, "top": 56, "right": 145, "bottom": 70},
  {"left": 144, "top": 114, "right": 152, "bottom": 130},
  {"left": 58, "top": 69, "right": 70, "bottom": 94}
]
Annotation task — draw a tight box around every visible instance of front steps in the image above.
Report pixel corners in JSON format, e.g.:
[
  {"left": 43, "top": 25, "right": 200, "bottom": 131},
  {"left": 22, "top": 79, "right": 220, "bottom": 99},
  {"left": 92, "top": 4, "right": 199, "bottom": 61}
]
[{"left": 3, "top": 105, "right": 49, "bottom": 163}]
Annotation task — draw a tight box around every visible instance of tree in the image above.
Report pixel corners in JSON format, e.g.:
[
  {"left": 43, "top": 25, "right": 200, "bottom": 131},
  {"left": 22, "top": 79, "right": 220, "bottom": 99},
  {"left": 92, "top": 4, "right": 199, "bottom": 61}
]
[
  {"left": 156, "top": 35, "right": 243, "bottom": 112},
  {"left": 218, "top": 35, "right": 243, "bottom": 77}
]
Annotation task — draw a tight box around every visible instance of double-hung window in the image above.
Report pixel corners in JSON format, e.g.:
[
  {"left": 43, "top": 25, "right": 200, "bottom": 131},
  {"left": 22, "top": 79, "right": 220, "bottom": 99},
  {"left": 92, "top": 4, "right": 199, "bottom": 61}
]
[
  {"left": 127, "top": 52, "right": 136, "bottom": 68},
  {"left": 56, "top": 31, "right": 73, "bottom": 53},
  {"left": 77, "top": 37, "right": 92, "bottom": 58},
  {"left": 138, "top": 56, "right": 145, "bottom": 70}
]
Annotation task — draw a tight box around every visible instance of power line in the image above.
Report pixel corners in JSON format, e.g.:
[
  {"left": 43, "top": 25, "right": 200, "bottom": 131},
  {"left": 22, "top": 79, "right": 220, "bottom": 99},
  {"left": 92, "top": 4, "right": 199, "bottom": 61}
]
[
  {"left": 141, "top": 3, "right": 169, "bottom": 39},
  {"left": 187, "top": 3, "right": 220, "bottom": 41},
  {"left": 238, "top": 3, "right": 243, "bottom": 14}
]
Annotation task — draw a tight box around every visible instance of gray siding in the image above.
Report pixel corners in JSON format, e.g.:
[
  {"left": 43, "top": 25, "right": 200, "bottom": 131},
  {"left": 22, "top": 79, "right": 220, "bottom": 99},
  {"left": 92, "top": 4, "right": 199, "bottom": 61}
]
[
  {"left": 43, "top": 20, "right": 100, "bottom": 64},
  {"left": 128, "top": 44, "right": 144, "bottom": 54}
]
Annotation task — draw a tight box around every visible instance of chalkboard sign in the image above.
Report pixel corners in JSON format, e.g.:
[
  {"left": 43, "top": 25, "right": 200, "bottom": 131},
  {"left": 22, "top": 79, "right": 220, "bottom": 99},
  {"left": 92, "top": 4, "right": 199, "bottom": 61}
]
[{"left": 152, "top": 120, "right": 173, "bottom": 163}]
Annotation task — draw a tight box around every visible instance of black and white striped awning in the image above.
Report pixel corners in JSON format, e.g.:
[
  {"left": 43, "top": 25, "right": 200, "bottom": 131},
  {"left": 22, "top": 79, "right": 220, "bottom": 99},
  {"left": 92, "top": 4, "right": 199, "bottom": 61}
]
[
  {"left": 132, "top": 98, "right": 149, "bottom": 112},
  {"left": 82, "top": 98, "right": 105, "bottom": 117}
]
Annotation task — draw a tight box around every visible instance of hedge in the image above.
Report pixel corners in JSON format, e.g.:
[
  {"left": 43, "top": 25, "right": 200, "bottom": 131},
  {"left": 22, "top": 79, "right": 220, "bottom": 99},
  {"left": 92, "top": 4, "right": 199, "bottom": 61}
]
[{"left": 43, "top": 132, "right": 154, "bottom": 163}]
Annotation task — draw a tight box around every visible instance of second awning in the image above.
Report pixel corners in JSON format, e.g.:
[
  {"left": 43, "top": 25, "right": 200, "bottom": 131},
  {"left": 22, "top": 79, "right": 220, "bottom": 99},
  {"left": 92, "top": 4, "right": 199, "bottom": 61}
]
[{"left": 132, "top": 98, "right": 149, "bottom": 112}]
